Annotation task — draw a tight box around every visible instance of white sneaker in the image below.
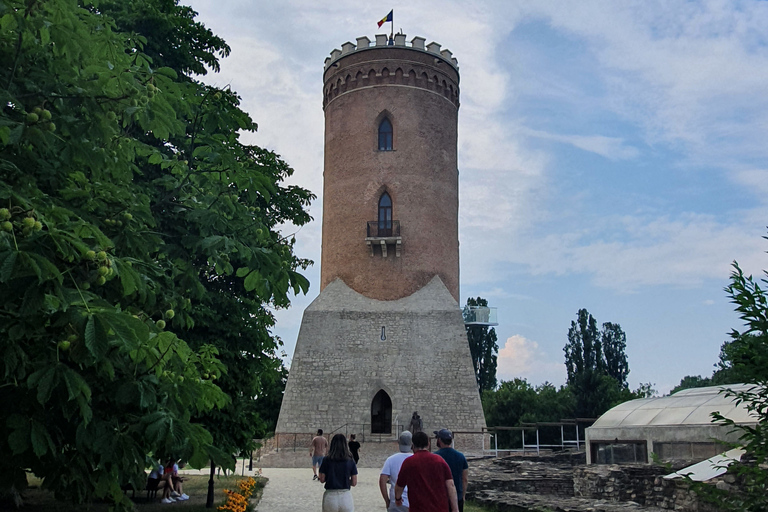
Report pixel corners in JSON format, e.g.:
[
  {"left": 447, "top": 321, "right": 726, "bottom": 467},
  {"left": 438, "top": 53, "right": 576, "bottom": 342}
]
[
  {"left": 160, "top": 497, "right": 173, "bottom": 504},
  {"left": 171, "top": 491, "right": 180, "bottom": 497},
  {"left": 178, "top": 494, "right": 189, "bottom": 501}
]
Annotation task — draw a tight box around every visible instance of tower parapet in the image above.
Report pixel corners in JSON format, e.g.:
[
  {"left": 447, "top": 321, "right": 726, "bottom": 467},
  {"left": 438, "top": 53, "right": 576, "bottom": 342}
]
[
  {"left": 324, "top": 34, "right": 459, "bottom": 72},
  {"left": 323, "top": 34, "right": 460, "bottom": 111}
]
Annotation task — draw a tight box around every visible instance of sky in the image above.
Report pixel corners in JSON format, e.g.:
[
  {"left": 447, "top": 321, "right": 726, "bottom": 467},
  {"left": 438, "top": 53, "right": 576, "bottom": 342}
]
[{"left": 186, "top": 0, "right": 768, "bottom": 395}]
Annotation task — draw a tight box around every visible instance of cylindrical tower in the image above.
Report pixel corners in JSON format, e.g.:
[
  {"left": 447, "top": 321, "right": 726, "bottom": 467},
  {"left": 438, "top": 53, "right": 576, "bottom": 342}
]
[
  {"left": 275, "top": 34, "right": 486, "bottom": 453},
  {"left": 321, "top": 35, "right": 461, "bottom": 301}
]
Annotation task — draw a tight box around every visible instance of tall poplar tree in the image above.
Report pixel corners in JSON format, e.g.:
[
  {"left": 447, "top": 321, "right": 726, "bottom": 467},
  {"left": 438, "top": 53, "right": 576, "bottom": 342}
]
[{"left": 564, "top": 309, "right": 630, "bottom": 417}]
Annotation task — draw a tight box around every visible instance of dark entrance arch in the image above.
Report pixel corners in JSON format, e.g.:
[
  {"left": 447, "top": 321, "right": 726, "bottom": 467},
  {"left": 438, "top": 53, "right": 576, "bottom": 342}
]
[{"left": 371, "top": 389, "right": 392, "bottom": 434}]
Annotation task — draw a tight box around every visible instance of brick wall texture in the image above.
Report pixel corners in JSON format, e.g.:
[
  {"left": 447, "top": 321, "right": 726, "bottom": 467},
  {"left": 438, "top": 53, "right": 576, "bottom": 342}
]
[{"left": 321, "top": 43, "right": 461, "bottom": 301}]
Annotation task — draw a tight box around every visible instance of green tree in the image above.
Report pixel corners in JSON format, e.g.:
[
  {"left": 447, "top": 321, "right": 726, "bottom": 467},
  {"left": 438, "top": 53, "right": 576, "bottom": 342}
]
[
  {"left": 564, "top": 309, "right": 603, "bottom": 384},
  {"left": 669, "top": 375, "right": 713, "bottom": 395},
  {"left": 564, "top": 309, "right": 633, "bottom": 417},
  {"left": 695, "top": 262, "right": 768, "bottom": 511},
  {"left": 93, "top": 0, "right": 311, "bottom": 455},
  {"left": 482, "top": 378, "right": 575, "bottom": 447},
  {"left": 601, "top": 322, "right": 629, "bottom": 389},
  {"left": 0, "top": 1, "right": 312, "bottom": 509},
  {"left": 464, "top": 297, "right": 499, "bottom": 392},
  {"left": 712, "top": 333, "right": 768, "bottom": 385}
]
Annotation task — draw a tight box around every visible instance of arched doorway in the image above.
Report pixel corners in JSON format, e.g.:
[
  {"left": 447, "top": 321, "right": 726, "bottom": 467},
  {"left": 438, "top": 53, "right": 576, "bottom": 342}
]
[{"left": 371, "top": 389, "right": 392, "bottom": 434}]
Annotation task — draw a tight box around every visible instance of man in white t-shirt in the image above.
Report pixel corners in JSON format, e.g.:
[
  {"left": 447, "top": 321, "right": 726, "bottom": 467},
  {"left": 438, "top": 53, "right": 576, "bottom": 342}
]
[{"left": 379, "top": 430, "right": 413, "bottom": 511}]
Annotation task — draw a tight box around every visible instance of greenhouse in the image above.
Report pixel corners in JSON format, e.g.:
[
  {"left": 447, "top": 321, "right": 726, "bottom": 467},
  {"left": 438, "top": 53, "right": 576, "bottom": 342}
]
[{"left": 585, "top": 384, "right": 758, "bottom": 464}]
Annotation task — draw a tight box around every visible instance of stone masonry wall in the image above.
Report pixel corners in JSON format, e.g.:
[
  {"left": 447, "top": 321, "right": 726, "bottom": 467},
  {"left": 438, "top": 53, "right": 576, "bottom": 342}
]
[
  {"left": 573, "top": 465, "right": 721, "bottom": 511},
  {"left": 469, "top": 456, "right": 722, "bottom": 512},
  {"left": 275, "top": 276, "right": 486, "bottom": 445}
]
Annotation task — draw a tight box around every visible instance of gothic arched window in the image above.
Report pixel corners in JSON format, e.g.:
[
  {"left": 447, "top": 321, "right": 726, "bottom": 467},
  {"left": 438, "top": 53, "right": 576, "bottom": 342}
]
[
  {"left": 378, "top": 118, "right": 393, "bottom": 151},
  {"left": 378, "top": 193, "right": 392, "bottom": 236}
]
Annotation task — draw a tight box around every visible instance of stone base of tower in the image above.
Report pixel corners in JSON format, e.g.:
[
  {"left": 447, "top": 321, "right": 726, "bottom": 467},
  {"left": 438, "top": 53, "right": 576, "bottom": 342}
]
[{"left": 275, "top": 276, "right": 486, "bottom": 452}]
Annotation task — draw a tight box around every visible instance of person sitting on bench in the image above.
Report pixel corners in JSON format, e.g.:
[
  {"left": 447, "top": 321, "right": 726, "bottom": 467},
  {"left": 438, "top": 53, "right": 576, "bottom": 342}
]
[{"left": 160, "top": 458, "right": 189, "bottom": 503}]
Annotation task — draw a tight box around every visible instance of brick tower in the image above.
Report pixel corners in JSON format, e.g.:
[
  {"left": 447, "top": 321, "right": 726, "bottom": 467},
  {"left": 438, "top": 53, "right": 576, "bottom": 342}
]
[{"left": 275, "top": 34, "right": 486, "bottom": 451}]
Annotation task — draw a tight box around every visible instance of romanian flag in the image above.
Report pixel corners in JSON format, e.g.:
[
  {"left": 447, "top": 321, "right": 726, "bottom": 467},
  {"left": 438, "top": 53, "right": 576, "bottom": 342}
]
[{"left": 377, "top": 10, "right": 393, "bottom": 28}]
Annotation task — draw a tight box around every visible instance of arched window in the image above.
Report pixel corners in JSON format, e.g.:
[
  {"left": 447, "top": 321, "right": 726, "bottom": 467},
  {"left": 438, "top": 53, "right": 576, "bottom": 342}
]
[
  {"left": 378, "top": 118, "right": 393, "bottom": 151},
  {"left": 371, "top": 389, "right": 392, "bottom": 434},
  {"left": 378, "top": 193, "right": 392, "bottom": 236}
]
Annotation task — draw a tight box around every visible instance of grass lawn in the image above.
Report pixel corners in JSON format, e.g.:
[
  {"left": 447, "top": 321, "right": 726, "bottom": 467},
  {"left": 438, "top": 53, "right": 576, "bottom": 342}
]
[{"left": 13, "top": 474, "right": 266, "bottom": 512}]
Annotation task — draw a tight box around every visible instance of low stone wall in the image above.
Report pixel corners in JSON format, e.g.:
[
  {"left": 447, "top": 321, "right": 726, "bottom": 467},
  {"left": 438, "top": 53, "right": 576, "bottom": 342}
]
[
  {"left": 573, "top": 465, "right": 721, "bottom": 511},
  {"left": 468, "top": 454, "right": 722, "bottom": 512}
]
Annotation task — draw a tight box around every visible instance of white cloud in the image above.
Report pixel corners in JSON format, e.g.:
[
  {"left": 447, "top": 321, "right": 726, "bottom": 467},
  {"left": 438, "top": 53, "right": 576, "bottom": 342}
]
[
  {"left": 466, "top": 210, "right": 768, "bottom": 291},
  {"left": 513, "top": 0, "right": 768, "bottom": 167},
  {"left": 497, "top": 335, "right": 566, "bottom": 384},
  {"left": 521, "top": 128, "right": 640, "bottom": 161},
  {"left": 733, "top": 169, "right": 768, "bottom": 199}
]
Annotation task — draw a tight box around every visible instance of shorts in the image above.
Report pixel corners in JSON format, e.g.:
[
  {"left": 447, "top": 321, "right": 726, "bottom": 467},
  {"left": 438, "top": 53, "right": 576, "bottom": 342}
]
[{"left": 312, "top": 455, "right": 324, "bottom": 467}]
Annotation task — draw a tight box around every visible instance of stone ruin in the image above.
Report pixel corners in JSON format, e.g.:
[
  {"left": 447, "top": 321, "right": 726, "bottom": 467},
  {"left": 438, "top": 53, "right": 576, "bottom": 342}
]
[{"left": 467, "top": 452, "right": 727, "bottom": 512}]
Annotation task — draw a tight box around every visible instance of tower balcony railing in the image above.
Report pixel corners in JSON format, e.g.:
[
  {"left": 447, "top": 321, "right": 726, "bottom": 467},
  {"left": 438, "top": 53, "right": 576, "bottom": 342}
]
[
  {"left": 462, "top": 306, "right": 498, "bottom": 326},
  {"left": 366, "top": 220, "right": 400, "bottom": 238},
  {"left": 365, "top": 221, "right": 402, "bottom": 258}
]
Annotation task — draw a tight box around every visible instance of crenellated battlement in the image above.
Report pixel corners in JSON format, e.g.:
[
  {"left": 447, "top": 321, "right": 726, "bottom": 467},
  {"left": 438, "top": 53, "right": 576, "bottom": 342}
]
[
  {"left": 322, "top": 33, "right": 460, "bottom": 110},
  {"left": 324, "top": 33, "right": 459, "bottom": 72}
]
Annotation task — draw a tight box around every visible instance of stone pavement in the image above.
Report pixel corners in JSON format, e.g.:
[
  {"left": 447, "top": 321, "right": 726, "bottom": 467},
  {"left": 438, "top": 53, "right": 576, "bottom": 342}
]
[{"left": 256, "top": 467, "right": 386, "bottom": 512}]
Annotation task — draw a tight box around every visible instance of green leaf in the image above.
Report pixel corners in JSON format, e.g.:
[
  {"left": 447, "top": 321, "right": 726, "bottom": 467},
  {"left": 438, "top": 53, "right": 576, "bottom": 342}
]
[
  {"left": 0, "top": 250, "right": 17, "bottom": 282},
  {"left": 8, "top": 427, "right": 29, "bottom": 455},
  {"left": 33, "top": 366, "right": 58, "bottom": 405},
  {"left": 30, "top": 421, "right": 53, "bottom": 457},
  {"left": 154, "top": 67, "right": 178, "bottom": 79},
  {"left": 98, "top": 311, "right": 147, "bottom": 351},
  {"left": 243, "top": 269, "right": 264, "bottom": 293},
  {"left": 7, "top": 124, "right": 23, "bottom": 144},
  {"left": 84, "top": 315, "right": 99, "bottom": 356},
  {"left": 61, "top": 366, "right": 92, "bottom": 403}
]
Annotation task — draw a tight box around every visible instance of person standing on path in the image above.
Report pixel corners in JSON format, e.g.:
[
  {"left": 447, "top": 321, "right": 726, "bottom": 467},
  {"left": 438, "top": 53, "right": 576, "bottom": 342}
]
[
  {"left": 379, "top": 430, "right": 413, "bottom": 511},
  {"left": 319, "top": 433, "right": 358, "bottom": 512},
  {"left": 348, "top": 434, "right": 361, "bottom": 464},
  {"left": 310, "top": 429, "right": 329, "bottom": 481},
  {"left": 408, "top": 412, "right": 423, "bottom": 434},
  {"left": 394, "top": 431, "right": 458, "bottom": 512},
  {"left": 434, "top": 429, "right": 468, "bottom": 512}
]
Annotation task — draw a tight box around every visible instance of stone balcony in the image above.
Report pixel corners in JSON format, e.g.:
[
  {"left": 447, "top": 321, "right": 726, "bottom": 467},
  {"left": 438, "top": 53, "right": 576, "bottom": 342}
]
[{"left": 365, "top": 220, "right": 401, "bottom": 257}]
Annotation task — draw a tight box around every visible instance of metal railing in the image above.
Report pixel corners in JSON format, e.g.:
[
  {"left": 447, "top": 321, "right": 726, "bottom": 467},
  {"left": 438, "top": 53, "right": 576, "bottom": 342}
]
[
  {"left": 273, "top": 423, "right": 404, "bottom": 452},
  {"left": 483, "top": 418, "right": 595, "bottom": 457},
  {"left": 366, "top": 220, "right": 400, "bottom": 238}
]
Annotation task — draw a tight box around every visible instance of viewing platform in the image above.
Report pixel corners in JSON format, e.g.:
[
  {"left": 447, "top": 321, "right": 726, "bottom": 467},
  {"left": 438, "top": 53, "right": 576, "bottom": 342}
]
[{"left": 463, "top": 306, "right": 498, "bottom": 326}]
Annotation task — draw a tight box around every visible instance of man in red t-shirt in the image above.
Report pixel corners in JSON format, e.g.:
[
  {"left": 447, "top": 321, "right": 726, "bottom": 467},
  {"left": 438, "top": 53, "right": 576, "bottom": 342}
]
[{"left": 394, "top": 431, "right": 459, "bottom": 512}]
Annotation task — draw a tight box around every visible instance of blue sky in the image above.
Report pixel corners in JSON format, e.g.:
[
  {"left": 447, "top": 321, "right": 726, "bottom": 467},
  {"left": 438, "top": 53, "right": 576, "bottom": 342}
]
[{"left": 188, "top": 0, "right": 768, "bottom": 394}]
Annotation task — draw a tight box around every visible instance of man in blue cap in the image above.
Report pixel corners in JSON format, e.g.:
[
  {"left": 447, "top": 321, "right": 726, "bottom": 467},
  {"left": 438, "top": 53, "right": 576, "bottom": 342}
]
[{"left": 434, "top": 428, "right": 468, "bottom": 512}]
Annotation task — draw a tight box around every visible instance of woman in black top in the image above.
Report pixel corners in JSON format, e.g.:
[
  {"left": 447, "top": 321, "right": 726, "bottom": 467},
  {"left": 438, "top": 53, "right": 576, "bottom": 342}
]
[
  {"left": 318, "top": 433, "right": 358, "bottom": 512},
  {"left": 348, "top": 434, "right": 361, "bottom": 464}
]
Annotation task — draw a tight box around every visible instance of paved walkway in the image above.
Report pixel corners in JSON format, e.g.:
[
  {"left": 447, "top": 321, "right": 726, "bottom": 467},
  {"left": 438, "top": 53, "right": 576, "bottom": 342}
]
[{"left": 256, "top": 468, "right": 387, "bottom": 512}]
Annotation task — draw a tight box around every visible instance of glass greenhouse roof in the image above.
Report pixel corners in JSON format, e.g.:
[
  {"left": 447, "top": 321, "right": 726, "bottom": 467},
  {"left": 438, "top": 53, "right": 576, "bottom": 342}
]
[{"left": 591, "top": 384, "right": 759, "bottom": 428}]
